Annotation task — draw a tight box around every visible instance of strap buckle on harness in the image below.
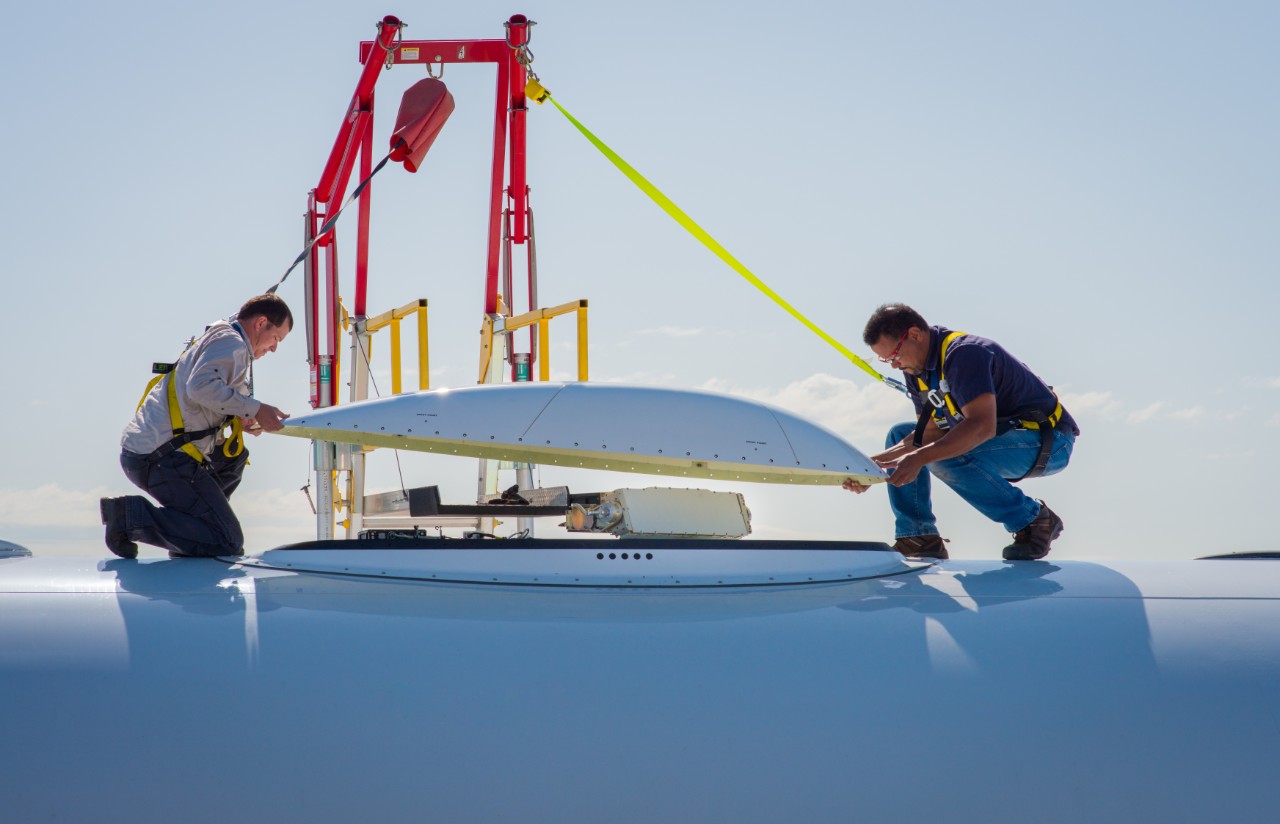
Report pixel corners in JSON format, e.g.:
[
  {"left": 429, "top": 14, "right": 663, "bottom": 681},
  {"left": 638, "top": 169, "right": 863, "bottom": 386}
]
[{"left": 925, "top": 389, "right": 947, "bottom": 409}]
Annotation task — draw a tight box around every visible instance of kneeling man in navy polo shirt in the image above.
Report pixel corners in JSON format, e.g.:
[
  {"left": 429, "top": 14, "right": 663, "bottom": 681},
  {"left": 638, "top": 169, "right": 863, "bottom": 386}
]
[{"left": 845, "top": 303, "right": 1079, "bottom": 560}]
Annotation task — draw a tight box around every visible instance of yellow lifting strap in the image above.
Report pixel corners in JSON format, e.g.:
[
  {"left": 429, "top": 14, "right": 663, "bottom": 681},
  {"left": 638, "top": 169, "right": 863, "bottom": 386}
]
[{"left": 526, "top": 78, "right": 906, "bottom": 395}]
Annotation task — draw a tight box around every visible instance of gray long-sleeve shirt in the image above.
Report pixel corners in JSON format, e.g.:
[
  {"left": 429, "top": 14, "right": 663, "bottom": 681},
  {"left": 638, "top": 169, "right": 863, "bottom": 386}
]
[{"left": 121, "top": 320, "right": 262, "bottom": 456}]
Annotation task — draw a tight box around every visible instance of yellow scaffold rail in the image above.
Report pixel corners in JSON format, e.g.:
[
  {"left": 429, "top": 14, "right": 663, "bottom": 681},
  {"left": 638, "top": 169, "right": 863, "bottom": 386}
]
[
  {"left": 365, "top": 299, "right": 430, "bottom": 394},
  {"left": 525, "top": 77, "right": 907, "bottom": 395},
  {"left": 478, "top": 298, "right": 589, "bottom": 383}
]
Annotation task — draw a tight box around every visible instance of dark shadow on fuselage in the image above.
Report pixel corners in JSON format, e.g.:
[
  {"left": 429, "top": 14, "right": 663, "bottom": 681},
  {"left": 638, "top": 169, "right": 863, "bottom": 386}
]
[{"left": 834, "top": 559, "right": 1158, "bottom": 680}]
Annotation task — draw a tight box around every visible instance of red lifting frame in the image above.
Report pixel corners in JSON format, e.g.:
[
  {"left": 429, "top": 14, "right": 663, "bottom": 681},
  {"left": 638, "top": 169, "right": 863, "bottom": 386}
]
[{"left": 305, "top": 14, "right": 533, "bottom": 408}]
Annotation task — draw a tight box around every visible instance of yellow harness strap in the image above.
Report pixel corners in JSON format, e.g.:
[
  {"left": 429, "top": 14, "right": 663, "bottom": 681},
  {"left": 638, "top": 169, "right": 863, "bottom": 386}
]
[
  {"left": 164, "top": 373, "right": 208, "bottom": 463},
  {"left": 136, "top": 366, "right": 242, "bottom": 463},
  {"left": 1018, "top": 401, "right": 1065, "bottom": 430},
  {"left": 222, "top": 417, "right": 245, "bottom": 458},
  {"left": 918, "top": 331, "right": 1064, "bottom": 430},
  {"left": 136, "top": 373, "right": 164, "bottom": 411},
  {"left": 916, "top": 331, "right": 968, "bottom": 423}
]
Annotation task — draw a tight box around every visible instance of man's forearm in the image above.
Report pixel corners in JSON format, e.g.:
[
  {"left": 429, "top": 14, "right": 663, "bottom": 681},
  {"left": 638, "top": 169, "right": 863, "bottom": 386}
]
[{"left": 912, "top": 420, "right": 988, "bottom": 463}]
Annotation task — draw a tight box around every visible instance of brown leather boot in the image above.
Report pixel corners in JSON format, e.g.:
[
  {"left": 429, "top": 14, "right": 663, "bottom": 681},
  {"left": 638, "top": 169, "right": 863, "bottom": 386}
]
[
  {"left": 893, "top": 534, "right": 949, "bottom": 560},
  {"left": 1003, "top": 500, "right": 1063, "bottom": 561}
]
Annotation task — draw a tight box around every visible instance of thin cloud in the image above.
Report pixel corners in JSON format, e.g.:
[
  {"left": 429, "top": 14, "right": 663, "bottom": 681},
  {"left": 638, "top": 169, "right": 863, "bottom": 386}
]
[
  {"left": 1126, "top": 402, "right": 1164, "bottom": 424},
  {"left": 1061, "top": 390, "right": 1213, "bottom": 426},
  {"left": 1267, "top": 377, "right": 1280, "bottom": 389},
  {"left": 1058, "top": 390, "right": 1121, "bottom": 419},
  {"left": 602, "top": 370, "right": 681, "bottom": 385},
  {"left": 1171, "top": 406, "right": 1205, "bottom": 422},
  {"left": 699, "top": 372, "right": 913, "bottom": 444},
  {"left": 0, "top": 483, "right": 110, "bottom": 528}
]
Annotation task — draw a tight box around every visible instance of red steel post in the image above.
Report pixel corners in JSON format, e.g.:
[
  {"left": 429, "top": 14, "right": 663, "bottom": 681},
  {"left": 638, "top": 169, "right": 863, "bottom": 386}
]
[
  {"left": 355, "top": 96, "right": 374, "bottom": 318},
  {"left": 306, "top": 191, "right": 321, "bottom": 408},
  {"left": 507, "top": 15, "right": 530, "bottom": 245},
  {"left": 483, "top": 58, "right": 510, "bottom": 315},
  {"left": 317, "top": 16, "right": 401, "bottom": 204}
]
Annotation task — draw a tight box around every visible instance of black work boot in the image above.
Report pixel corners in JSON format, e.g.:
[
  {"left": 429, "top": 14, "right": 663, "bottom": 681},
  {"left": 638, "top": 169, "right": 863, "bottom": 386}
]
[
  {"left": 100, "top": 498, "right": 138, "bottom": 560},
  {"left": 1003, "top": 500, "right": 1063, "bottom": 561},
  {"left": 893, "top": 534, "right": 949, "bottom": 560}
]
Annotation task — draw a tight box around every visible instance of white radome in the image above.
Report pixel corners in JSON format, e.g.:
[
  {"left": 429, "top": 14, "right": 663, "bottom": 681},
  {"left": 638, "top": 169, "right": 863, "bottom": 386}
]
[{"left": 279, "top": 382, "right": 886, "bottom": 485}]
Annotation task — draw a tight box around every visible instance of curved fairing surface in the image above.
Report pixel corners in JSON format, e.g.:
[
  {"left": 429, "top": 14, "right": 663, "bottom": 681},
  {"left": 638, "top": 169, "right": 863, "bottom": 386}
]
[
  {"left": 278, "top": 383, "right": 886, "bottom": 485},
  {"left": 2, "top": 552, "right": 1278, "bottom": 822}
]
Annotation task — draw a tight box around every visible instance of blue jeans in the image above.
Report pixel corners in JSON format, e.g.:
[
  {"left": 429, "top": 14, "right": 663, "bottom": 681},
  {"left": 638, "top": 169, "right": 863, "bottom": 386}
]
[
  {"left": 884, "top": 420, "right": 1075, "bottom": 538},
  {"left": 119, "top": 446, "right": 248, "bottom": 557}
]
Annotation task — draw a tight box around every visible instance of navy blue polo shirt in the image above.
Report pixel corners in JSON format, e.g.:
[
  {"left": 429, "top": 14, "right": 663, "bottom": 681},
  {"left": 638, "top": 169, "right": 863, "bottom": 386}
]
[{"left": 906, "top": 326, "right": 1080, "bottom": 435}]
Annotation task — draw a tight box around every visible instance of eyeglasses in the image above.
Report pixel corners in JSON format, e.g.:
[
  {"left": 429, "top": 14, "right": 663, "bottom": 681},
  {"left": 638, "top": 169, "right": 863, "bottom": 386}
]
[{"left": 878, "top": 330, "right": 910, "bottom": 363}]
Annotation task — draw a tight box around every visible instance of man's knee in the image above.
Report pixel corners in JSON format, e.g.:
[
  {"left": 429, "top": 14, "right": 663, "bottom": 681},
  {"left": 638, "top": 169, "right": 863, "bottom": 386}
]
[
  {"left": 219, "top": 519, "right": 245, "bottom": 554},
  {"left": 182, "top": 517, "right": 243, "bottom": 557},
  {"left": 886, "top": 421, "right": 917, "bottom": 449}
]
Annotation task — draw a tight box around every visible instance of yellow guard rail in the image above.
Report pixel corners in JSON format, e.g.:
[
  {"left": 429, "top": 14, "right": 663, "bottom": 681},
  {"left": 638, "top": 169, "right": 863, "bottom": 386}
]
[{"left": 364, "top": 299, "right": 430, "bottom": 394}]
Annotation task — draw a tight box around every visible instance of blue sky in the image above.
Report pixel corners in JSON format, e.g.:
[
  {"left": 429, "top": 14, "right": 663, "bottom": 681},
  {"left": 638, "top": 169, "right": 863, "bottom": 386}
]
[{"left": 2, "top": 1, "right": 1277, "bottom": 560}]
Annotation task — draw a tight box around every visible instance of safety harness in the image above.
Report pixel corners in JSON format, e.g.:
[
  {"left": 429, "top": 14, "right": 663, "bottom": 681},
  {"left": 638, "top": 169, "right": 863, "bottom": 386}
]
[
  {"left": 911, "top": 331, "right": 1065, "bottom": 482},
  {"left": 135, "top": 330, "right": 247, "bottom": 465}
]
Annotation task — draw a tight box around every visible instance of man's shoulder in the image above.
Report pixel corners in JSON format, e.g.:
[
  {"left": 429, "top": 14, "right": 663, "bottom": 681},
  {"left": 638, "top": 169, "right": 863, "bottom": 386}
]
[
  {"left": 195, "top": 320, "right": 249, "bottom": 354},
  {"left": 202, "top": 318, "right": 240, "bottom": 339},
  {"left": 943, "top": 334, "right": 997, "bottom": 369}
]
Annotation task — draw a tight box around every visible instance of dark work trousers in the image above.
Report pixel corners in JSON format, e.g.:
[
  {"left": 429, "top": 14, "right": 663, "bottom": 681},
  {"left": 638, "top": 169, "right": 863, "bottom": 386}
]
[{"left": 119, "top": 445, "right": 249, "bottom": 557}]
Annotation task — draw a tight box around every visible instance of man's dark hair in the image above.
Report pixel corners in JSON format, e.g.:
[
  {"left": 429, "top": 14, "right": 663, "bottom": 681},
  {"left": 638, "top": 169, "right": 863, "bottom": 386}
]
[
  {"left": 238, "top": 294, "right": 293, "bottom": 329},
  {"left": 862, "top": 303, "right": 928, "bottom": 347}
]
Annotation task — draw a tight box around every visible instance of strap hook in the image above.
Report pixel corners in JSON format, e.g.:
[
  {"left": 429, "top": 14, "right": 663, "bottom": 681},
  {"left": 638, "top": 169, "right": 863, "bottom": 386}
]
[
  {"left": 505, "top": 18, "right": 540, "bottom": 82},
  {"left": 380, "top": 19, "right": 407, "bottom": 70}
]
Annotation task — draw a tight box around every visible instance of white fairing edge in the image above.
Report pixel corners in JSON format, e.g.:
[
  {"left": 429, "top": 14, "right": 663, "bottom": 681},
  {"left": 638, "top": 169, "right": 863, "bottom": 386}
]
[{"left": 277, "top": 383, "right": 886, "bottom": 485}]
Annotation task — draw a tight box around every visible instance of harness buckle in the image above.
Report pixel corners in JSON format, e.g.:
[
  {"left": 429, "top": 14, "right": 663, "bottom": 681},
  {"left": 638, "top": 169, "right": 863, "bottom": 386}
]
[{"left": 926, "top": 389, "right": 947, "bottom": 409}]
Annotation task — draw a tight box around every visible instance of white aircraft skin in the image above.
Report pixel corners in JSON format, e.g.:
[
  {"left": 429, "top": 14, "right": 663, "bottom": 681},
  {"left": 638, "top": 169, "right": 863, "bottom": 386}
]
[
  {"left": 2, "top": 547, "right": 1279, "bottom": 823},
  {"left": 4, "top": 387, "right": 1277, "bottom": 820}
]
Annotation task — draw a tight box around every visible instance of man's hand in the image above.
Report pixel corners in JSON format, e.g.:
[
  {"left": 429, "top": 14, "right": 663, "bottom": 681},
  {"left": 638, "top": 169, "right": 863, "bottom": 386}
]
[
  {"left": 878, "top": 450, "right": 929, "bottom": 487},
  {"left": 252, "top": 403, "right": 290, "bottom": 433},
  {"left": 240, "top": 415, "right": 263, "bottom": 437},
  {"left": 842, "top": 478, "right": 871, "bottom": 494}
]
